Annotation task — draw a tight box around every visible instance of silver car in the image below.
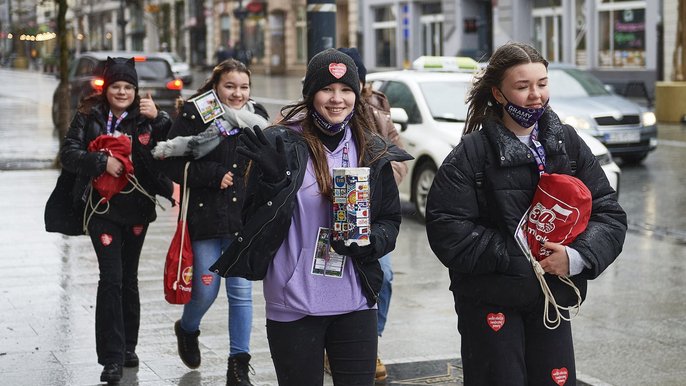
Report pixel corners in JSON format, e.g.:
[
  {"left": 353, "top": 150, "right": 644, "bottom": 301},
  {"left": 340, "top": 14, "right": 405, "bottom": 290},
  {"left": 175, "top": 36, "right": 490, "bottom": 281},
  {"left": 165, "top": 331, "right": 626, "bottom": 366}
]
[{"left": 547, "top": 64, "right": 657, "bottom": 164}]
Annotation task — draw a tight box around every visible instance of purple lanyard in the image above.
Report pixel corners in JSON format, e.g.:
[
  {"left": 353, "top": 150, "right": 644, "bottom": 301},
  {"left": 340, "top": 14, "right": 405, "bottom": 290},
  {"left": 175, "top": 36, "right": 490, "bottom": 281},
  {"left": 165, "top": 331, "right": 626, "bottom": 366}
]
[
  {"left": 106, "top": 110, "right": 128, "bottom": 135},
  {"left": 529, "top": 123, "right": 546, "bottom": 175},
  {"left": 214, "top": 119, "right": 241, "bottom": 137},
  {"left": 341, "top": 142, "right": 350, "bottom": 168}
]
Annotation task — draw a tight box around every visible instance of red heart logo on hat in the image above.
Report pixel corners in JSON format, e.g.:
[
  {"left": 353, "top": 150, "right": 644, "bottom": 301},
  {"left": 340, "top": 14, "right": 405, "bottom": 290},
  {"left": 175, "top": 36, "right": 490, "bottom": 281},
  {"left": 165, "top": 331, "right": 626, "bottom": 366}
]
[
  {"left": 486, "top": 312, "right": 505, "bottom": 332},
  {"left": 551, "top": 368, "right": 568, "bottom": 385},
  {"left": 329, "top": 63, "right": 347, "bottom": 79}
]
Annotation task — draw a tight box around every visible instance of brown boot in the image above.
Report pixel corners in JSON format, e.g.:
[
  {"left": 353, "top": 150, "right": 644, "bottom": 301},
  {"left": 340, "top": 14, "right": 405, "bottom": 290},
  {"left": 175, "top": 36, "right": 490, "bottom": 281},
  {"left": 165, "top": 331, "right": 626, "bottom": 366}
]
[{"left": 375, "top": 356, "right": 387, "bottom": 382}]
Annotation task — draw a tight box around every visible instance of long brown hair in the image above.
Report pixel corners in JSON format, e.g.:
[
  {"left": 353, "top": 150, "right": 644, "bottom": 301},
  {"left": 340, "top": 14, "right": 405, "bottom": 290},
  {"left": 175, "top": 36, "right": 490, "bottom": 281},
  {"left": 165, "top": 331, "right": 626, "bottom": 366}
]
[
  {"left": 279, "top": 94, "right": 377, "bottom": 201},
  {"left": 464, "top": 42, "right": 548, "bottom": 134}
]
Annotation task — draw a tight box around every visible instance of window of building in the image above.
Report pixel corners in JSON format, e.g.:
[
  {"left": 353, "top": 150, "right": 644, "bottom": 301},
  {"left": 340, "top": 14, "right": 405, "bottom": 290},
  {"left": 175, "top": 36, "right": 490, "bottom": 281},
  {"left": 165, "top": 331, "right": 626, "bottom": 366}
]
[
  {"left": 295, "top": 6, "right": 307, "bottom": 64},
  {"left": 373, "top": 5, "right": 397, "bottom": 67},
  {"left": 532, "top": 0, "right": 562, "bottom": 62},
  {"left": 220, "top": 14, "right": 231, "bottom": 49},
  {"left": 598, "top": 1, "right": 646, "bottom": 68}
]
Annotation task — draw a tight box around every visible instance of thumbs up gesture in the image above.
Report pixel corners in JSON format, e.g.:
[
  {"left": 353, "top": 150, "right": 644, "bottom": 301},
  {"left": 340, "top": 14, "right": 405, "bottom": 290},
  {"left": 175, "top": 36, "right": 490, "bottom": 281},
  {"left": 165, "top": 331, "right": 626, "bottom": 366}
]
[{"left": 139, "top": 92, "right": 158, "bottom": 119}]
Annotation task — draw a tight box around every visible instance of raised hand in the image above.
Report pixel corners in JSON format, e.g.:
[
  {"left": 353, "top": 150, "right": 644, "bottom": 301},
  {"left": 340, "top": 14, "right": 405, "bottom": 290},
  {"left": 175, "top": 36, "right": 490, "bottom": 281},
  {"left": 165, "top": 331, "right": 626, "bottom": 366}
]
[
  {"left": 237, "top": 126, "right": 287, "bottom": 182},
  {"left": 139, "top": 92, "right": 158, "bottom": 119}
]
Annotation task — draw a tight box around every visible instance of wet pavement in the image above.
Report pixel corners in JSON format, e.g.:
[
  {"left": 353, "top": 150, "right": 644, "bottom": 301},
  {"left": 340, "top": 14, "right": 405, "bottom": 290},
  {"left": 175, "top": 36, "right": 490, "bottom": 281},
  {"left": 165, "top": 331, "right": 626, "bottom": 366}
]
[{"left": 2, "top": 67, "right": 686, "bottom": 385}]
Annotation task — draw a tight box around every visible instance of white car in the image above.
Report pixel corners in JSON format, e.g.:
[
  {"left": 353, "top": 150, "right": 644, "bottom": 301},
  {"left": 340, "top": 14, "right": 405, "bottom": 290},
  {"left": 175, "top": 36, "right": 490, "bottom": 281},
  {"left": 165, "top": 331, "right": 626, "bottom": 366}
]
[
  {"left": 155, "top": 52, "right": 193, "bottom": 85},
  {"left": 366, "top": 58, "right": 621, "bottom": 220}
]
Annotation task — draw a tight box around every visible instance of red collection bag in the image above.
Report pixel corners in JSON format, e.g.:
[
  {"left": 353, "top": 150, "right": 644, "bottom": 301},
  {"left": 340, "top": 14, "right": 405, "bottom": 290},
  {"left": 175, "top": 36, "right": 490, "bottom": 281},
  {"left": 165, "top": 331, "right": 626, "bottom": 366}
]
[
  {"left": 88, "top": 134, "right": 134, "bottom": 202},
  {"left": 164, "top": 163, "right": 193, "bottom": 304}
]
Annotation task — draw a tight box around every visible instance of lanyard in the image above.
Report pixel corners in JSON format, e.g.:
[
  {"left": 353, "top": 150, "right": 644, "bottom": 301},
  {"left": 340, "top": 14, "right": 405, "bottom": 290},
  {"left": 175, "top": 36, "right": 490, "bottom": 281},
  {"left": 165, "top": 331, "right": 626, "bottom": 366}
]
[
  {"left": 106, "top": 110, "right": 128, "bottom": 135},
  {"left": 529, "top": 123, "right": 546, "bottom": 175},
  {"left": 214, "top": 119, "right": 241, "bottom": 137},
  {"left": 341, "top": 142, "right": 350, "bottom": 168}
]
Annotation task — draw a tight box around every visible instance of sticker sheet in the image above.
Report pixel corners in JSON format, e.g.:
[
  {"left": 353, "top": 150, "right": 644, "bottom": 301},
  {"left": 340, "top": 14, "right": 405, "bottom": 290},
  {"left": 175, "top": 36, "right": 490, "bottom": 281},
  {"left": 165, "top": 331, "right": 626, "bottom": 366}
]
[{"left": 332, "top": 167, "right": 370, "bottom": 246}]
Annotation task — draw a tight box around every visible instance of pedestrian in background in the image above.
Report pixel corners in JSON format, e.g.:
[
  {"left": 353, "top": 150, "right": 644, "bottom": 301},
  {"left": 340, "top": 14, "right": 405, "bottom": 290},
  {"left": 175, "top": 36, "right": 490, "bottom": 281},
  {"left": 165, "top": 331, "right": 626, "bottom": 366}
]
[
  {"left": 159, "top": 58, "right": 269, "bottom": 386},
  {"left": 210, "top": 48, "right": 411, "bottom": 385},
  {"left": 425, "top": 42, "right": 627, "bottom": 385},
  {"left": 337, "top": 46, "right": 408, "bottom": 382},
  {"left": 59, "top": 57, "right": 174, "bottom": 384}
]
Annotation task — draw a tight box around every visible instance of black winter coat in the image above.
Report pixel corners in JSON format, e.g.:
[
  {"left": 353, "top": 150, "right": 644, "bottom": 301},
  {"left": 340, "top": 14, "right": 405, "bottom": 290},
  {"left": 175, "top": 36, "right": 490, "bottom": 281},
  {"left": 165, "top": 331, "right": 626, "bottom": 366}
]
[
  {"left": 60, "top": 99, "right": 174, "bottom": 225},
  {"left": 426, "top": 110, "right": 627, "bottom": 308},
  {"left": 163, "top": 100, "right": 269, "bottom": 241},
  {"left": 210, "top": 125, "right": 413, "bottom": 306}
]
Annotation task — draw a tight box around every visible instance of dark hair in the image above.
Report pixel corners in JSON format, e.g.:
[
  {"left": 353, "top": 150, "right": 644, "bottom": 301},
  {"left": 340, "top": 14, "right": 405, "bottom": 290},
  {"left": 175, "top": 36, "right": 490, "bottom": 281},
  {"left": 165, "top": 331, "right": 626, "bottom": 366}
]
[
  {"left": 192, "top": 59, "right": 251, "bottom": 98},
  {"left": 464, "top": 42, "right": 549, "bottom": 134},
  {"left": 278, "top": 93, "right": 378, "bottom": 201}
]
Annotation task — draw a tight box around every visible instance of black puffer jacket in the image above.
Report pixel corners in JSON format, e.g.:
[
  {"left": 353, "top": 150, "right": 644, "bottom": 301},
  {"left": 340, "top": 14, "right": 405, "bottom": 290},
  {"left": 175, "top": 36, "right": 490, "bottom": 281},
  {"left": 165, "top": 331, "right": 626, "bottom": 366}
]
[
  {"left": 163, "top": 100, "right": 269, "bottom": 241},
  {"left": 210, "top": 125, "right": 413, "bottom": 306},
  {"left": 426, "top": 110, "right": 627, "bottom": 308},
  {"left": 60, "top": 99, "right": 174, "bottom": 225}
]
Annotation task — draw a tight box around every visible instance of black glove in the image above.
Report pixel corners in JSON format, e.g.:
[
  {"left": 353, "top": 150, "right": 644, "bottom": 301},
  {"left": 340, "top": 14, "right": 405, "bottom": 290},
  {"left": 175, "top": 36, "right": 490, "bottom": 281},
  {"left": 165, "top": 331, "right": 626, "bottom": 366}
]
[
  {"left": 330, "top": 239, "right": 374, "bottom": 260},
  {"left": 237, "top": 125, "right": 286, "bottom": 182}
]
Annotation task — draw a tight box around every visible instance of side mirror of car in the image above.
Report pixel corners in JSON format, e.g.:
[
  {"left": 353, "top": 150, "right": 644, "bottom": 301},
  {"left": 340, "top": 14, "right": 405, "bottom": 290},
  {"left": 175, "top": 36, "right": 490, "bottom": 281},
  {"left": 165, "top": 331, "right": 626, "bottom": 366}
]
[{"left": 390, "top": 107, "right": 409, "bottom": 132}]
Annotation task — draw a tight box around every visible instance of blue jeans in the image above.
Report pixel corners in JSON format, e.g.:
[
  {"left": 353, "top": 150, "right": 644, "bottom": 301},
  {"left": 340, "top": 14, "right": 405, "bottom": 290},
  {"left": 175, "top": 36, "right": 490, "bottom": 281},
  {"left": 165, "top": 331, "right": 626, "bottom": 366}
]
[
  {"left": 377, "top": 253, "right": 393, "bottom": 336},
  {"left": 180, "top": 237, "right": 253, "bottom": 355}
]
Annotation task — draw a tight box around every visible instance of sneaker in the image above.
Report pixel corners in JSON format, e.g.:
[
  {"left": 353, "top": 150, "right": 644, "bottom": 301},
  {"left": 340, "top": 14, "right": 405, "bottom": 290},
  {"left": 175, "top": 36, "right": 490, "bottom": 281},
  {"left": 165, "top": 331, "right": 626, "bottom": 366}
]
[
  {"left": 227, "top": 353, "right": 254, "bottom": 386},
  {"left": 124, "top": 351, "right": 139, "bottom": 367},
  {"left": 174, "top": 320, "right": 201, "bottom": 369},
  {"left": 100, "top": 363, "right": 123, "bottom": 383},
  {"left": 375, "top": 356, "right": 387, "bottom": 382}
]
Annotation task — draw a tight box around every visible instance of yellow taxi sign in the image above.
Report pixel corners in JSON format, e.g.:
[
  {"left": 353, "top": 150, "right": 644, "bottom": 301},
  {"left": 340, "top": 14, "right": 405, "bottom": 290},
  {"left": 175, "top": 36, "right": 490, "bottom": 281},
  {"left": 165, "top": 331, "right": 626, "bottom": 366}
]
[{"left": 412, "top": 56, "right": 479, "bottom": 72}]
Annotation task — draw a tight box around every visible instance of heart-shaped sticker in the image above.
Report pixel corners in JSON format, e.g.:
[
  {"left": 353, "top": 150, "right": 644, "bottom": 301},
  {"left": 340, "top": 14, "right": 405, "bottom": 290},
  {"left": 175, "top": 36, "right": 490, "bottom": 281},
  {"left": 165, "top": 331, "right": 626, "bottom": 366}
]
[
  {"left": 100, "top": 233, "right": 113, "bottom": 246},
  {"left": 486, "top": 312, "right": 505, "bottom": 332},
  {"left": 551, "top": 368, "right": 568, "bottom": 385},
  {"left": 138, "top": 132, "right": 151, "bottom": 146},
  {"left": 329, "top": 63, "right": 347, "bottom": 79},
  {"left": 132, "top": 225, "right": 144, "bottom": 236},
  {"left": 201, "top": 274, "right": 214, "bottom": 286}
]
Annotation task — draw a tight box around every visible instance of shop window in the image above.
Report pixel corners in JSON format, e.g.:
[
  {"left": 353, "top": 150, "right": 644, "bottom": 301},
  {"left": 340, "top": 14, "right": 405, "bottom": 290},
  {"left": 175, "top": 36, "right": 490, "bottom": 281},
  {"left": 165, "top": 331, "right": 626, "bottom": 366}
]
[
  {"left": 296, "top": 6, "right": 307, "bottom": 64},
  {"left": 373, "top": 5, "right": 397, "bottom": 67},
  {"left": 598, "top": 6, "right": 645, "bottom": 68}
]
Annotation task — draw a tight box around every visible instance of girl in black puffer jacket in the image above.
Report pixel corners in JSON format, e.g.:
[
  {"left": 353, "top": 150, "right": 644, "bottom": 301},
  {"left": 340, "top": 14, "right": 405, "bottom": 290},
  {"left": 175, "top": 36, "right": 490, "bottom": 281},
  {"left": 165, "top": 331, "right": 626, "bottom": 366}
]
[
  {"left": 426, "top": 43, "right": 627, "bottom": 386},
  {"left": 59, "top": 57, "right": 173, "bottom": 384}
]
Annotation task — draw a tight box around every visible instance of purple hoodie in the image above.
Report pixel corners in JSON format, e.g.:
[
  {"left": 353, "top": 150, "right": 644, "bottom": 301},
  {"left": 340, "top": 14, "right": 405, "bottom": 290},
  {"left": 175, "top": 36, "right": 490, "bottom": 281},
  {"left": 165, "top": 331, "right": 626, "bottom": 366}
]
[{"left": 263, "top": 125, "right": 372, "bottom": 322}]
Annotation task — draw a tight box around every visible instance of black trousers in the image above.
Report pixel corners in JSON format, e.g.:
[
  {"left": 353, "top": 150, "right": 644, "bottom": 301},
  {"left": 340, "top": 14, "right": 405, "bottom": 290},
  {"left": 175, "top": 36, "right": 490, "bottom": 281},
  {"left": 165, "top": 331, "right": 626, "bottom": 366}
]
[
  {"left": 455, "top": 295, "right": 576, "bottom": 386},
  {"left": 266, "top": 309, "right": 378, "bottom": 386},
  {"left": 88, "top": 216, "right": 148, "bottom": 365}
]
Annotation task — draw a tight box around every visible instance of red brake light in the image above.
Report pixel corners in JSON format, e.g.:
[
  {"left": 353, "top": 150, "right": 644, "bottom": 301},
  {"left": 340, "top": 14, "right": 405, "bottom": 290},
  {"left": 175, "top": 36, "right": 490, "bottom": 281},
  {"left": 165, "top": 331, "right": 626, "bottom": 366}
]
[
  {"left": 91, "top": 78, "right": 105, "bottom": 92},
  {"left": 167, "top": 79, "right": 183, "bottom": 90},
  {"left": 133, "top": 56, "right": 147, "bottom": 62}
]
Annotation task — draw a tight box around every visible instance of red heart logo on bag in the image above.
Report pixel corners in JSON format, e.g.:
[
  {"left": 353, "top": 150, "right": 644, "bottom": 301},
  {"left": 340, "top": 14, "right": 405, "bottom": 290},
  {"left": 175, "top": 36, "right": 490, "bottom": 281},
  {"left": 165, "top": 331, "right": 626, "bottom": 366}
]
[
  {"left": 138, "top": 132, "right": 151, "bottom": 146},
  {"left": 329, "top": 63, "right": 347, "bottom": 79},
  {"left": 486, "top": 312, "right": 505, "bottom": 332},
  {"left": 100, "top": 233, "right": 113, "bottom": 246},
  {"left": 551, "top": 368, "right": 568, "bottom": 385}
]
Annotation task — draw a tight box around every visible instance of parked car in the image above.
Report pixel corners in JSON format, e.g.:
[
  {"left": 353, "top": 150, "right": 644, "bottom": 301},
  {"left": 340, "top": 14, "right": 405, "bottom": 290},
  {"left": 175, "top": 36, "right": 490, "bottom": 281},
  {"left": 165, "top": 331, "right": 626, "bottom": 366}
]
[
  {"left": 366, "top": 57, "right": 621, "bottom": 220},
  {"left": 546, "top": 63, "right": 657, "bottom": 164},
  {"left": 52, "top": 51, "right": 183, "bottom": 127},
  {"left": 155, "top": 51, "right": 193, "bottom": 85}
]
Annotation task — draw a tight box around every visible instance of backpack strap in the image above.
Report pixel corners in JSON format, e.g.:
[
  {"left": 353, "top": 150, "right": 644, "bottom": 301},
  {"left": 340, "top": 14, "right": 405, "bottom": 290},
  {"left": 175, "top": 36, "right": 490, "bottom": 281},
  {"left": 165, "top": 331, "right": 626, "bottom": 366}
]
[
  {"left": 561, "top": 124, "right": 580, "bottom": 175},
  {"left": 462, "top": 131, "right": 488, "bottom": 221}
]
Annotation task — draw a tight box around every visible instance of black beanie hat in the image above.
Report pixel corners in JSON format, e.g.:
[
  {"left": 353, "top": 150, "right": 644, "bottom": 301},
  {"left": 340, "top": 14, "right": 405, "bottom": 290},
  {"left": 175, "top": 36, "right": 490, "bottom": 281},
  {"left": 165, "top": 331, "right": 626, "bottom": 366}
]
[
  {"left": 337, "top": 47, "right": 366, "bottom": 85},
  {"left": 102, "top": 57, "right": 138, "bottom": 91},
  {"left": 302, "top": 48, "right": 360, "bottom": 100}
]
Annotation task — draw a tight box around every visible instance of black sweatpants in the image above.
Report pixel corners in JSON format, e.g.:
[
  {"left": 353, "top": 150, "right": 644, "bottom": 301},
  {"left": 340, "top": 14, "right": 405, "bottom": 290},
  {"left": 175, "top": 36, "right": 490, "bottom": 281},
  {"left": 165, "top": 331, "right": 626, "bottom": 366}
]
[
  {"left": 455, "top": 295, "right": 576, "bottom": 386},
  {"left": 266, "top": 309, "right": 378, "bottom": 386},
  {"left": 88, "top": 216, "right": 148, "bottom": 365}
]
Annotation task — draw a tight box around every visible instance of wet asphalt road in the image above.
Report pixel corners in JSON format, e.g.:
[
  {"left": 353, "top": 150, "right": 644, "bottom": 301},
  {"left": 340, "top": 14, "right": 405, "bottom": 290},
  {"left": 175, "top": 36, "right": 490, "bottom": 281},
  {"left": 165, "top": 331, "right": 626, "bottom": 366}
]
[{"left": 1, "top": 67, "right": 686, "bottom": 385}]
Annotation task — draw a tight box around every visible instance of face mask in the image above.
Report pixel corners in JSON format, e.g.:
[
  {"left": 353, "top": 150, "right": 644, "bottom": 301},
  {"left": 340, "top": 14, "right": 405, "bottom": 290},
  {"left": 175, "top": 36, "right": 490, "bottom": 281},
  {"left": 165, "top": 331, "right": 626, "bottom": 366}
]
[
  {"left": 500, "top": 91, "right": 549, "bottom": 128},
  {"left": 311, "top": 110, "right": 354, "bottom": 134}
]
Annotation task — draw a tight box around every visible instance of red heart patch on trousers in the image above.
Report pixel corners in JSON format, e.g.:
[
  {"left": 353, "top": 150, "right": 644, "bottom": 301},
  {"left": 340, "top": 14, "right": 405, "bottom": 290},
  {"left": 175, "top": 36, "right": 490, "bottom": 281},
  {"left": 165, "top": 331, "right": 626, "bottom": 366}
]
[
  {"left": 100, "top": 233, "right": 113, "bottom": 246},
  {"left": 132, "top": 225, "right": 144, "bottom": 236},
  {"left": 486, "top": 312, "right": 505, "bottom": 332},
  {"left": 551, "top": 368, "right": 568, "bottom": 385},
  {"left": 201, "top": 274, "right": 214, "bottom": 285},
  {"left": 329, "top": 63, "right": 347, "bottom": 79}
]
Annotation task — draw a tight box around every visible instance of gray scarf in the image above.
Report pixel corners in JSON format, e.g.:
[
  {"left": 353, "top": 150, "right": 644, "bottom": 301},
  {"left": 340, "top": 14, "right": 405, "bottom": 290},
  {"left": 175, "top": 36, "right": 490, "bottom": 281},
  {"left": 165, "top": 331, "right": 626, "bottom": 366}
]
[{"left": 152, "top": 101, "right": 269, "bottom": 160}]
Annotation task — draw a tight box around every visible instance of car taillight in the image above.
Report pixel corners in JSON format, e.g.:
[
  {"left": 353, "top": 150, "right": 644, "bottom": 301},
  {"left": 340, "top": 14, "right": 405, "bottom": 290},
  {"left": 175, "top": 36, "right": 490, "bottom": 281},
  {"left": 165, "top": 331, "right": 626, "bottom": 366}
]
[
  {"left": 134, "top": 56, "right": 147, "bottom": 62},
  {"left": 91, "top": 78, "right": 105, "bottom": 92},
  {"left": 167, "top": 79, "right": 183, "bottom": 90}
]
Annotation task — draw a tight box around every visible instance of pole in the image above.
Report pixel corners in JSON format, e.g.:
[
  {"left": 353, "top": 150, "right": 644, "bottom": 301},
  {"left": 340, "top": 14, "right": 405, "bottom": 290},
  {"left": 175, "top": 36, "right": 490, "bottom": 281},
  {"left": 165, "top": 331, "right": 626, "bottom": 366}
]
[
  {"left": 306, "top": 0, "right": 336, "bottom": 61},
  {"left": 117, "top": 0, "right": 127, "bottom": 50}
]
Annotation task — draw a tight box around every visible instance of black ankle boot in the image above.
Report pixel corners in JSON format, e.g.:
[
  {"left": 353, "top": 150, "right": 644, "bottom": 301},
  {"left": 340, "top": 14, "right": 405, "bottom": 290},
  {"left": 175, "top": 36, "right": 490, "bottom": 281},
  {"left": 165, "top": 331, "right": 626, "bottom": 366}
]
[
  {"left": 174, "top": 320, "right": 201, "bottom": 369},
  {"left": 100, "top": 363, "right": 122, "bottom": 383},
  {"left": 227, "top": 353, "right": 254, "bottom": 386},
  {"left": 124, "top": 350, "right": 139, "bottom": 367}
]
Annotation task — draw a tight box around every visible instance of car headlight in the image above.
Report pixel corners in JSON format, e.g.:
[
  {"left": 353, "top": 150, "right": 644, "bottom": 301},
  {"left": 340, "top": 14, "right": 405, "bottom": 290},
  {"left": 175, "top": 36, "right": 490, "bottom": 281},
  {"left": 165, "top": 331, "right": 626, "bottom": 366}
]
[
  {"left": 595, "top": 151, "right": 614, "bottom": 166},
  {"left": 563, "top": 115, "right": 593, "bottom": 130},
  {"left": 642, "top": 111, "right": 657, "bottom": 127}
]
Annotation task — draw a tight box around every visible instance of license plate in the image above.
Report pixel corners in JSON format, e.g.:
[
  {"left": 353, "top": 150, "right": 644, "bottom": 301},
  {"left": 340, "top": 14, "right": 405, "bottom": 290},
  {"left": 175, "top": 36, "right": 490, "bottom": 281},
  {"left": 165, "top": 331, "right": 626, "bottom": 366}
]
[{"left": 604, "top": 131, "right": 640, "bottom": 144}]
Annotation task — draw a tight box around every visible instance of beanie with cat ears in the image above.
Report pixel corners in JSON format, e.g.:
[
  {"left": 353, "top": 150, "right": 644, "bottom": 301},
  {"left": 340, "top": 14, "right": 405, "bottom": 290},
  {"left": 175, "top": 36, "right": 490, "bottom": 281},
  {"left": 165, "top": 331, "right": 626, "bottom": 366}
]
[
  {"left": 102, "top": 57, "right": 138, "bottom": 91},
  {"left": 302, "top": 48, "right": 360, "bottom": 100}
]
